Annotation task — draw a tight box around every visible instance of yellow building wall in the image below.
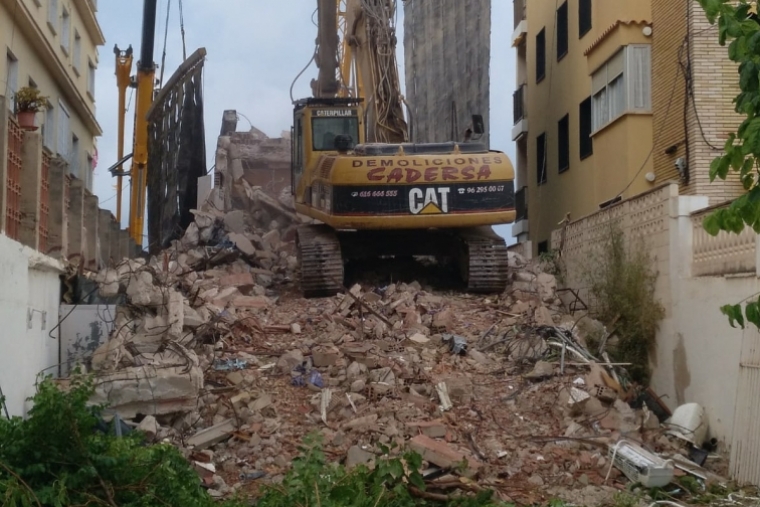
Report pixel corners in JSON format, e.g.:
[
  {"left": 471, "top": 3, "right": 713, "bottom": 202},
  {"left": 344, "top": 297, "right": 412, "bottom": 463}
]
[
  {"left": 0, "top": 0, "right": 103, "bottom": 190},
  {"left": 592, "top": 114, "right": 654, "bottom": 201},
  {"left": 523, "top": 0, "right": 654, "bottom": 252}
]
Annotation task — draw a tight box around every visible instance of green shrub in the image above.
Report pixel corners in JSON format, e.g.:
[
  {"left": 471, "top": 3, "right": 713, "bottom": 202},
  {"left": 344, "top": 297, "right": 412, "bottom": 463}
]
[
  {"left": 584, "top": 224, "right": 665, "bottom": 383},
  {"left": 0, "top": 374, "right": 243, "bottom": 507}
]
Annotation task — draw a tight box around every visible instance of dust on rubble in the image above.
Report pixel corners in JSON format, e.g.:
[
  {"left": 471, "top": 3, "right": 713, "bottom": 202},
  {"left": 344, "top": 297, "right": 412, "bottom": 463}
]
[{"left": 72, "top": 192, "right": 728, "bottom": 505}]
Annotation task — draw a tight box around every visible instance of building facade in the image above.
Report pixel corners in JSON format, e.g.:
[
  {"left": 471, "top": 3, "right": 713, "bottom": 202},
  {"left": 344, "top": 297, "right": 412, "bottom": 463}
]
[
  {"left": 512, "top": 0, "right": 743, "bottom": 255},
  {"left": 1, "top": 0, "right": 104, "bottom": 191}
]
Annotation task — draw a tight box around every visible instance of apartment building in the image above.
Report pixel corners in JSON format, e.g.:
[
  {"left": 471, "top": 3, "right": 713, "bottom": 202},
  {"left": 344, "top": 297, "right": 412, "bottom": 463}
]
[
  {"left": 511, "top": 0, "right": 744, "bottom": 255},
  {"left": 1, "top": 0, "right": 104, "bottom": 191}
]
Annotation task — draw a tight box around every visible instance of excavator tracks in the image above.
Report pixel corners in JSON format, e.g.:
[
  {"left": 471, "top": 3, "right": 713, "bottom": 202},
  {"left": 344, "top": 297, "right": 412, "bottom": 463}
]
[
  {"left": 296, "top": 224, "right": 345, "bottom": 298},
  {"left": 296, "top": 224, "right": 509, "bottom": 298},
  {"left": 459, "top": 229, "right": 510, "bottom": 293}
]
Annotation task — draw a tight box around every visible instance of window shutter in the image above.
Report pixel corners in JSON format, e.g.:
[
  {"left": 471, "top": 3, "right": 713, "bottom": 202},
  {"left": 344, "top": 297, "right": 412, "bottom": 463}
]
[
  {"left": 44, "top": 105, "right": 55, "bottom": 149},
  {"left": 628, "top": 45, "right": 652, "bottom": 110},
  {"left": 579, "top": 97, "right": 593, "bottom": 159},
  {"left": 57, "top": 101, "right": 70, "bottom": 158},
  {"left": 536, "top": 29, "right": 546, "bottom": 82},
  {"left": 579, "top": 0, "right": 592, "bottom": 37},
  {"left": 48, "top": 0, "right": 57, "bottom": 27},
  {"left": 558, "top": 114, "right": 570, "bottom": 173},
  {"left": 557, "top": 2, "right": 568, "bottom": 59}
]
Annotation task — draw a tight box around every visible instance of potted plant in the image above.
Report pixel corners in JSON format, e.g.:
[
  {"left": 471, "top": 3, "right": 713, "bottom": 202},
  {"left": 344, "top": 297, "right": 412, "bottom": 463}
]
[{"left": 13, "top": 86, "right": 47, "bottom": 130}]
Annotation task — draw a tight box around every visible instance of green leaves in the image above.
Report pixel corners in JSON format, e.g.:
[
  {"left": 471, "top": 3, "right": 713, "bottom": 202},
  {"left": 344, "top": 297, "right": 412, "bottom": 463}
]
[
  {"left": 698, "top": 0, "right": 724, "bottom": 24},
  {"left": 257, "top": 434, "right": 509, "bottom": 507},
  {"left": 0, "top": 376, "right": 240, "bottom": 507},
  {"left": 697, "top": 1, "right": 760, "bottom": 331},
  {"left": 720, "top": 296, "right": 760, "bottom": 329}
]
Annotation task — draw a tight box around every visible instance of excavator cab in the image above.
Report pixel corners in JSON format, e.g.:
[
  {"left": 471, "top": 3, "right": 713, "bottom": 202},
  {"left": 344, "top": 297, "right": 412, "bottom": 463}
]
[{"left": 290, "top": 97, "right": 365, "bottom": 199}]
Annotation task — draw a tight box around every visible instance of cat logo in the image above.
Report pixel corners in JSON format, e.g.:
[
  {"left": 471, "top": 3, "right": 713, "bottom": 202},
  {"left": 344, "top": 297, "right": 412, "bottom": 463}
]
[{"left": 409, "top": 187, "right": 450, "bottom": 215}]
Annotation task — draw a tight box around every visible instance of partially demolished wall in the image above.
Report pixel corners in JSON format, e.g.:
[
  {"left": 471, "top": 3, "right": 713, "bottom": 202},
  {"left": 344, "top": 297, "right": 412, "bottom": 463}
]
[
  {"left": 215, "top": 111, "right": 292, "bottom": 212},
  {"left": 403, "top": 0, "right": 491, "bottom": 147}
]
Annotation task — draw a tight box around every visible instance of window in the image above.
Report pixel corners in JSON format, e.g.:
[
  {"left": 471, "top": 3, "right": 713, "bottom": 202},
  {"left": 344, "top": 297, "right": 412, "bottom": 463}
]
[
  {"left": 536, "top": 28, "right": 546, "bottom": 82},
  {"left": 579, "top": 96, "right": 593, "bottom": 159},
  {"left": 60, "top": 7, "right": 70, "bottom": 53},
  {"left": 5, "top": 51, "right": 18, "bottom": 107},
  {"left": 579, "top": 0, "right": 592, "bottom": 38},
  {"left": 538, "top": 240, "right": 549, "bottom": 255},
  {"left": 70, "top": 135, "right": 79, "bottom": 177},
  {"left": 47, "top": 0, "right": 58, "bottom": 32},
  {"left": 57, "top": 100, "right": 70, "bottom": 158},
  {"left": 558, "top": 114, "right": 569, "bottom": 173},
  {"left": 536, "top": 133, "right": 547, "bottom": 185},
  {"left": 73, "top": 31, "right": 81, "bottom": 73},
  {"left": 591, "top": 45, "right": 651, "bottom": 132},
  {"left": 87, "top": 60, "right": 96, "bottom": 98},
  {"left": 557, "top": 2, "right": 568, "bottom": 60},
  {"left": 43, "top": 102, "right": 55, "bottom": 150},
  {"left": 311, "top": 116, "right": 359, "bottom": 151},
  {"left": 86, "top": 153, "right": 93, "bottom": 191}
]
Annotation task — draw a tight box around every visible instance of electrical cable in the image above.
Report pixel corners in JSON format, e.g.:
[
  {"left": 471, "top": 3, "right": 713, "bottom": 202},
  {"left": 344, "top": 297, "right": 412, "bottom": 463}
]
[
  {"left": 533, "top": 0, "right": 561, "bottom": 247},
  {"left": 289, "top": 7, "right": 318, "bottom": 103},
  {"left": 613, "top": 40, "right": 686, "bottom": 200},
  {"left": 683, "top": 0, "right": 723, "bottom": 152},
  {"left": 159, "top": 0, "right": 172, "bottom": 88},
  {"left": 178, "top": 0, "right": 187, "bottom": 60}
]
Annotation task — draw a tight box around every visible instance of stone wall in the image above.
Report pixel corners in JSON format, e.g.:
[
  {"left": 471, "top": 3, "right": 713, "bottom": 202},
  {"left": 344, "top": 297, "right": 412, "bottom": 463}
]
[{"left": 550, "top": 181, "right": 760, "bottom": 487}]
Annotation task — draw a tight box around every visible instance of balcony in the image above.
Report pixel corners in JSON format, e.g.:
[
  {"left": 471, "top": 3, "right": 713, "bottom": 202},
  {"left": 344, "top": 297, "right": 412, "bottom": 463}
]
[
  {"left": 512, "top": 187, "right": 530, "bottom": 237},
  {"left": 512, "top": 0, "right": 527, "bottom": 47},
  {"left": 513, "top": 0, "right": 526, "bottom": 29},
  {"left": 513, "top": 84, "right": 526, "bottom": 124},
  {"left": 515, "top": 186, "right": 528, "bottom": 221},
  {"left": 512, "top": 84, "right": 528, "bottom": 141}
]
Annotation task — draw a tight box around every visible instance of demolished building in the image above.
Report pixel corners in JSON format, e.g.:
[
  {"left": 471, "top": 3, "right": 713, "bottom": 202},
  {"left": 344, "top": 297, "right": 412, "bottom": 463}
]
[{"left": 57, "top": 181, "right": 730, "bottom": 503}]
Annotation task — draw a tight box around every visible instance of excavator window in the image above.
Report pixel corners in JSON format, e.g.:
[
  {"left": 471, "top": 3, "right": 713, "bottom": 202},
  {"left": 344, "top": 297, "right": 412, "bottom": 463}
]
[{"left": 312, "top": 117, "right": 359, "bottom": 151}]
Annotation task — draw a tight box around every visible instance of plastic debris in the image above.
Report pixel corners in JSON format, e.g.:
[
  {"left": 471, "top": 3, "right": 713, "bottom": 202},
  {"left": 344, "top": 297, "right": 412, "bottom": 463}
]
[
  {"left": 213, "top": 358, "right": 248, "bottom": 371},
  {"left": 442, "top": 334, "right": 468, "bottom": 355}
]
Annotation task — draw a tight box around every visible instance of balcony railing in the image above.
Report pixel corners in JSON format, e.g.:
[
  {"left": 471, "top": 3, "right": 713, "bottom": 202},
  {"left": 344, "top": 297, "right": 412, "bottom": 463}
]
[
  {"left": 514, "top": 0, "right": 526, "bottom": 29},
  {"left": 513, "top": 84, "right": 526, "bottom": 125},
  {"left": 516, "top": 186, "right": 528, "bottom": 221}
]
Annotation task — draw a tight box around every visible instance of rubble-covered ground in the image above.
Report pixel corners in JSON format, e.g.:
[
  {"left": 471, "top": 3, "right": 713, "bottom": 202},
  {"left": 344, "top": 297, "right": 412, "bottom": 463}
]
[{"left": 75, "top": 188, "right": 736, "bottom": 506}]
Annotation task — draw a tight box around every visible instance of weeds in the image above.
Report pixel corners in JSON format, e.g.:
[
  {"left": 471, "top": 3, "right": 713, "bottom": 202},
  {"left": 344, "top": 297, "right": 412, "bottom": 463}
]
[
  {"left": 538, "top": 249, "right": 565, "bottom": 285},
  {"left": 0, "top": 374, "right": 244, "bottom": 507},
  {"left": 583, "top": 224, "right": 665, "bottom": 383},
  {"left": 256, "top": 435, "right": 513, "bottom": 507}
]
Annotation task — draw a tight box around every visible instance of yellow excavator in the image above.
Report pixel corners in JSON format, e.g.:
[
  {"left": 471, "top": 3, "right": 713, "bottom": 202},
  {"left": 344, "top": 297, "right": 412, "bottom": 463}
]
[{"left": 292, "top": 0, "right": 516, "bottom": 297}]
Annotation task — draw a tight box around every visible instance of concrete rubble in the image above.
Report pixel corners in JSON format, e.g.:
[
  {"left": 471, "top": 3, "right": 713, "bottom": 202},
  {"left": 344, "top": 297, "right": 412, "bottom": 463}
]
[{"left": 73, "top": 192, "right": 729, "bottom": 503}]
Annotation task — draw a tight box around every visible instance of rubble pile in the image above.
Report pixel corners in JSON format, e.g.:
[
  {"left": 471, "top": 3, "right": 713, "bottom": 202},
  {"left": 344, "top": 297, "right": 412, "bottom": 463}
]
[{"left": 79, "top": 200, "right": 727, "bottom": 504}]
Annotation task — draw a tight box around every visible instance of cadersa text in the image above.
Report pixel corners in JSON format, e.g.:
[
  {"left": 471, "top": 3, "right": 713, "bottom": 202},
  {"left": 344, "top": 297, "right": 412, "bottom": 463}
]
[{"left": 364, "top": 165, "right": 494, "bottom": 183}]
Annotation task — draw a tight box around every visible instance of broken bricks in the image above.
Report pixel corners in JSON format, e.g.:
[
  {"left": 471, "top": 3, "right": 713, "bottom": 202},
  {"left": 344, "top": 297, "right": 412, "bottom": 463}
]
[{"left": 76, "top": 197, "right": 696, "bottom": 505}]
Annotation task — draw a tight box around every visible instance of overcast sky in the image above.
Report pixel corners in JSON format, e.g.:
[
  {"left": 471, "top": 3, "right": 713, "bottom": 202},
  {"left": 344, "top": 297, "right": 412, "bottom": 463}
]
[{"left": 91, "top": 0, "right": 516, "bottom": 243}]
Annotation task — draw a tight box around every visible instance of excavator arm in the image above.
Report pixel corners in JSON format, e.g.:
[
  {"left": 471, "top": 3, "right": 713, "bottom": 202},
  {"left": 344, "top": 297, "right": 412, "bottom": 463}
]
[{"left": 316, "top": 0, "right": 408, "bottom": 143}]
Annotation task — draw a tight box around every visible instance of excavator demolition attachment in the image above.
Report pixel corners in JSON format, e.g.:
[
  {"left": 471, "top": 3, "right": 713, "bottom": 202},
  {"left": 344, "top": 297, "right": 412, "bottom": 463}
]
[{"left": 296, "top": 225, "right": 509, "bottom": 299}]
